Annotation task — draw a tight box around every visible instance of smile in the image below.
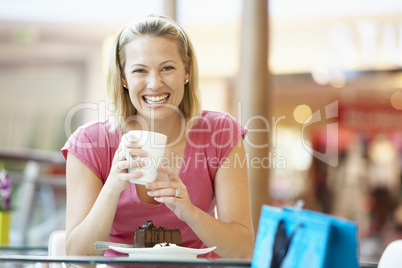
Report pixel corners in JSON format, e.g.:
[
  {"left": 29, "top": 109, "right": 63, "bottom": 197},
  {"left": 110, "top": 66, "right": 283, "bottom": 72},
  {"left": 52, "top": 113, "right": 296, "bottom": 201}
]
[{"left": 143, "top": 93, "right": 170, "bottom": 105}]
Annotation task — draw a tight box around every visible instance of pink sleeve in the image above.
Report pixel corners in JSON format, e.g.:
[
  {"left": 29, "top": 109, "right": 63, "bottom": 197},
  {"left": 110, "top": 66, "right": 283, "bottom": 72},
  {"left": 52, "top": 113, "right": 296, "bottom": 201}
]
[
  {"left": 212, "top": 113, "right": 247, "bottom": 166},
  {"left": 186, "top": 111, "right": 247, "bottom": 181},
  {"left": 61, "top": 122, "right": 114, "bottom": 181}
]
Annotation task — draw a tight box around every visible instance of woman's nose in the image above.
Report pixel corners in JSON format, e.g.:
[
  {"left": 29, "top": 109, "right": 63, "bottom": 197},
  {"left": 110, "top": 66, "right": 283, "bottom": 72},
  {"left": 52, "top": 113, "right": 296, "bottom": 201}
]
[{"left": 147, "top": 72, "right": 163, "bottom": 89}]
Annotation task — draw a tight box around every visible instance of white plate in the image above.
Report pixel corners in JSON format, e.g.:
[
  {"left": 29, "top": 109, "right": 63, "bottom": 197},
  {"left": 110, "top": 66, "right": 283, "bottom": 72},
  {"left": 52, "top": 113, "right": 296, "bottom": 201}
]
[{"left": 109, "top": 244, "right": 216, "bottom": 260}]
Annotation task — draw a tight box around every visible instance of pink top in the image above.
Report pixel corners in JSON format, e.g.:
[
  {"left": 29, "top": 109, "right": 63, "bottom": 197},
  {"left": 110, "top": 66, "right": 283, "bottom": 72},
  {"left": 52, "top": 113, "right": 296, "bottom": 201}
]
[{"left": 61, "top": 110, "right": 247, "bottom": 257}]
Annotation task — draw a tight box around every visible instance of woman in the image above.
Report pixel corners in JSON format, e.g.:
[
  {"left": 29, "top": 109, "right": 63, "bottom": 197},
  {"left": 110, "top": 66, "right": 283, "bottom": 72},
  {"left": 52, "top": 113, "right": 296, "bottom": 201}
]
[{"left": 62, "top": 15, "right": 254, "bottom": 259}]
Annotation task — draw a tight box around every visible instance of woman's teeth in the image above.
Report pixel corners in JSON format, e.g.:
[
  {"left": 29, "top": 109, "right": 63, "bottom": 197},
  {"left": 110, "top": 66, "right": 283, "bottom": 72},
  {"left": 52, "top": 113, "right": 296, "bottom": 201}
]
[{"left": 143, "top": 94, "right": 170, "bottom": 104}]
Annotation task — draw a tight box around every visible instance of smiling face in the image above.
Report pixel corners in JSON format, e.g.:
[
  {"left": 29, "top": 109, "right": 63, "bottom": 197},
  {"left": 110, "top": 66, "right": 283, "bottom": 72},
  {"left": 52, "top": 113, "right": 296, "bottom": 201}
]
[{"left": 122, "top": 35, "right": 189, "bottom": 123}]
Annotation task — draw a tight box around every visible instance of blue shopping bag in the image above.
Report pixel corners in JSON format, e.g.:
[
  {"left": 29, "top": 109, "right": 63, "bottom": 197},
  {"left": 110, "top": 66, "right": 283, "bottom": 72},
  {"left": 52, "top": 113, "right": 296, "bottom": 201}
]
[{"left": 251, "top": 204, "right": 359, "bottom": 268}]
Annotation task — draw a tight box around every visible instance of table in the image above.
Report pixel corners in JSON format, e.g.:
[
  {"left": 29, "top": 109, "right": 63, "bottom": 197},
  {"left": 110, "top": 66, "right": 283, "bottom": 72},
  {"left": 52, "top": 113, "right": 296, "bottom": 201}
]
[
  {"left": 0, "top": 255, "right": 379, "bottom": 268},
  {"left": 0, "top": 255, "right": 252, "bottom": 267}
]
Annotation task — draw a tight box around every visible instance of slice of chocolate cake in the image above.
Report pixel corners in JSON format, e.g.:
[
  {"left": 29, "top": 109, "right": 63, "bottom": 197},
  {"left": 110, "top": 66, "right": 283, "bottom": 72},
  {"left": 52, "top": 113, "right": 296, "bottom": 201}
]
[{"left": 134, "top": 220, "right": 183, "bottom": 248}]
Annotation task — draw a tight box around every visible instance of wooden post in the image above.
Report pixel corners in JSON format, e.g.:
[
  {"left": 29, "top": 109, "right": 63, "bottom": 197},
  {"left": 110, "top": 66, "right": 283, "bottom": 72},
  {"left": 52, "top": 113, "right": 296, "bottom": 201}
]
[
  {"left": 237, "top": 0, "right": 271, "bottom": 236},
  {"left": 163, "top": 0, "right": 177, "bottom": 21}
]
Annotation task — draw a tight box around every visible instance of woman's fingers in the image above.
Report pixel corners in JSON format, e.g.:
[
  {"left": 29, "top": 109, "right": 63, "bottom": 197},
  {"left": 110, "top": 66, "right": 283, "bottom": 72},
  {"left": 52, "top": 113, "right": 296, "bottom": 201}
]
[
  {"left": 116, "top": 159, "right": 146, "bottom": 171},
  {"left": 156, "top": 166, "right": 180, "bottom": 181},
  {"left": 146, "top": 167, "right": 187, "bottom": 201},
  {"left": 120, "top": 139, "right": 147, "bottom": 159},
  {"left": 114, "top": 139, "right": 147, "bottom": 172},
  {"left": 127, "top": 172, "right": 144, "bottom": 181},
  {"left": 144, "top": 166, "right": 193, "bottom": 221},
  {"left": 144, "top": 167, "right": 181, "bottom": 190},
  {"left": 122, "top": 148, "right": 147, "bottom": 160},
  {"left": 147, "top": 187, "right": 183, "bottom": 198},
  {"left": 104, "top": 137, "right": 148, "bottom": 192}
]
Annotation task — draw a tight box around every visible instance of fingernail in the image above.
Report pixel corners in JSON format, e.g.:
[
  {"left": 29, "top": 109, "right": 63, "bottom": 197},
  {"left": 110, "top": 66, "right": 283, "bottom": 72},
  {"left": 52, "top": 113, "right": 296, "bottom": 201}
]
[{"left": 146, "top": 183, "right": 151, "bottom": 189}]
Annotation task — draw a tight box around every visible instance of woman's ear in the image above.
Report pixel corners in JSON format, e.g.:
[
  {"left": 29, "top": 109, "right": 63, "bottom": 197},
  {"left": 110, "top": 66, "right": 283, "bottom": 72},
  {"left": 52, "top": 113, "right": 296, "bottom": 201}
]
[
  {"left": 122, "top": 78, "right": 128, "bottom": 88},
  {"left": 185, "top": 66, "right": 190, "bottom": 82}
]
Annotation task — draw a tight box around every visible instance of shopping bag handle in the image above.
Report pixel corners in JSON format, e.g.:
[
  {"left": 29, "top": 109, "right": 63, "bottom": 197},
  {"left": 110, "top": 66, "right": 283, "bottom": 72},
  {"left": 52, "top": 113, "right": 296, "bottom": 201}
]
[{"left": 270, "top": 220, "right": 304, "bottom": 268}]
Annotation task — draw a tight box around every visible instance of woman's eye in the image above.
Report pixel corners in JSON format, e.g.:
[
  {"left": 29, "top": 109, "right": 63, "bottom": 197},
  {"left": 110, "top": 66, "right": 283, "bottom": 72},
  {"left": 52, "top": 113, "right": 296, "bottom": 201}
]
[
  {"left": 133, "top": 69, "right": 146, "bottom": 73},
  {"left": 162, "top": 66, "right": 174, "bottom": 71}
]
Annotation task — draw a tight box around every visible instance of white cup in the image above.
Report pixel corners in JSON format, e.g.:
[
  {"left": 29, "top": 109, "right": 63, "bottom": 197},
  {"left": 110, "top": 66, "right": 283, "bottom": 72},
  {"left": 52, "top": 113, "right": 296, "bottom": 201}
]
[{"left": 122, "top": 130, "right": 167, "bottom": 185}]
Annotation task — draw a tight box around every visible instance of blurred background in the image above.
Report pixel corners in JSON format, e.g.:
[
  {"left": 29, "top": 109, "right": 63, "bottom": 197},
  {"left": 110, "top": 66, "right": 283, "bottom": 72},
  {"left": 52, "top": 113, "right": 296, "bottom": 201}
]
[{"left": 1, "top": 0, "right": 402, "bottom": 262}]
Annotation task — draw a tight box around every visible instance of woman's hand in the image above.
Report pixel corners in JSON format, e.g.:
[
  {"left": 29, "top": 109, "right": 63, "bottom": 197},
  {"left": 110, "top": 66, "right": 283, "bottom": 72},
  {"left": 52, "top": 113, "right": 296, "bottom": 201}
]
[
  {"left": 145, "top": 166, "right": 196, "bottom": 221},
  {"left": 105, "top": 140, "right": 146, "bottom": 192}
]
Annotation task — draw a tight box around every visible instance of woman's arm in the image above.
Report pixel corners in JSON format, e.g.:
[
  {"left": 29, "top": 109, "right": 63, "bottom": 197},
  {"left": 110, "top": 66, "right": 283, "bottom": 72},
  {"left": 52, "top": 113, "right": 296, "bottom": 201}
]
[
  {"left": 186, "top": 138, "right": 254, "bottom": 258},
  {"left": 65, "top": 143, "right": 144, "bottom": 255},
  {"left": 65, "top": 153, "right": 119, "bottom": 255},
  {"left": 148, "top": 138, "right": 254, "bottom": 258}
]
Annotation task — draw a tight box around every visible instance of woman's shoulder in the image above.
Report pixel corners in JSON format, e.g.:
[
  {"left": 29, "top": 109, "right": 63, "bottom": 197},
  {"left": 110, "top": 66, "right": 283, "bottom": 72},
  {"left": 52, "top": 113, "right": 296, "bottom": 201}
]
[
  {"left": 200, "top": 110, "right": 228, "bottom": 119},
  {"left": 62, "top": 120, "right": 117, "bottom": 180},
  {"left": 196, "top": 110, "right": 242, "bottom": 129},
  {"left": 73, "top": 120, "right": 118, "bottom": 137},
  {"left": 65, "top": 120, "right": 120, "bottom": 149},
  {"left": 187, "top": 110, "right": 246, "bottom": 145},
  {"left": 75, "top": 120, "right": 110, "bottom": 132}
]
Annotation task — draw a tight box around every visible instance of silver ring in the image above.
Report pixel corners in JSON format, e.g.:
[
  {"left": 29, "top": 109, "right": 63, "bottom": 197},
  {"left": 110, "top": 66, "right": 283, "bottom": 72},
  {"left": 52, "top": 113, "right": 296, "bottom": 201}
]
[{"left": 174, "top": 188, "right": 181, "bottom": 198}]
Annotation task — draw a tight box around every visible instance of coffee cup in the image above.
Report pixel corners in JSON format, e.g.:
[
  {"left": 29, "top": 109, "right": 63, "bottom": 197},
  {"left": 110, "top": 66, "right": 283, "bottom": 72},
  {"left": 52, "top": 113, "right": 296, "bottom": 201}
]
[{"left": 122, "top": 130, "right": 167, "bottom": 185}]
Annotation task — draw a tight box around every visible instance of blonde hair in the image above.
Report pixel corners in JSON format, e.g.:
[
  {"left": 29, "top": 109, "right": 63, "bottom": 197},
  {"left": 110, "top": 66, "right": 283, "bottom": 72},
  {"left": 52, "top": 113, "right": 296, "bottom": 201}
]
[{"left": 107, "top": 14, "right": 201, "bottom": 132}]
